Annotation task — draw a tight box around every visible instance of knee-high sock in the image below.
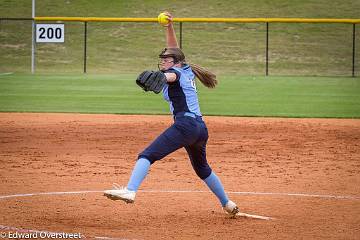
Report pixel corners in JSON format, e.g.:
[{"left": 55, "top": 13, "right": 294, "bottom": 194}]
[
  {"left": 203, "top": 172, "right": 229, "bottom": 207},
  {"left": 127, "top": 158, "right": 151, "bottom": 192}
]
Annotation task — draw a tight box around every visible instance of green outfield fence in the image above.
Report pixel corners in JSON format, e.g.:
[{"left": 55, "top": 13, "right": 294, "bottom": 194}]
[{"left": 1, "top": 17, "right": 359, "bottom": 76}]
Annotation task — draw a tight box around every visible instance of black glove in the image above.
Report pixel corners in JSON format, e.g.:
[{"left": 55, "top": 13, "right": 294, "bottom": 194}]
[{"left": 136, "top": 70, "right": 166, "bottom": 94}]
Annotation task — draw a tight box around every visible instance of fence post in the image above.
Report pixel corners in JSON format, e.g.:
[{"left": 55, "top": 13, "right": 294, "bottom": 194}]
[
  {"left": 31, "top": 0, "right": 36, "bottom": 73},
  {"left": 266, "top": 22, "right": 269, "bottom": 76},
  {"left": 179, "top": 22, "right": 183, "bottom": 49},
  {"left": 84, "top": 21, "right": 87, "bottom": 73},
  {"left": 352, "top": 23, "right": 356, "bottom": 77},
  {"left": 31, "top": 20, "right": 36, "bottom": 73}
]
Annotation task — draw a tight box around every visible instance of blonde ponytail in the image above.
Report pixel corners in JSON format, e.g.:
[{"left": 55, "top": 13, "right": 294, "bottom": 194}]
[
  {"left": 159, "top": 48, "right": 217, "bottom": 88},
  {"left": 189, "top": 63, "right": 217, "bottom": 88}
]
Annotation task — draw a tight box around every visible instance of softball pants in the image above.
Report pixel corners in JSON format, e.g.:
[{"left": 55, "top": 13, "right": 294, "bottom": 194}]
[{"left": 139, "top": 112, "right": 212, "bottom": 179}]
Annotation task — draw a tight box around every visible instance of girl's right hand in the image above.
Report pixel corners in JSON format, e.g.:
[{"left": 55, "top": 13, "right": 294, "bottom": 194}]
[{"left": 162, "top": 11, "right": 173, "bottom": 26}]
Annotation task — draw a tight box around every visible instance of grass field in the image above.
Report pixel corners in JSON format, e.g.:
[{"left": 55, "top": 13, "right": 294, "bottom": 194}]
[
  {"left": 0, "top": 0, "right": 359, "bottom": 75},
  {"left": 1, "top": 73, "right": 359, "bottom": 118},
  {"left": 1, "top": 1, "right": 359, "bottom": 118}
]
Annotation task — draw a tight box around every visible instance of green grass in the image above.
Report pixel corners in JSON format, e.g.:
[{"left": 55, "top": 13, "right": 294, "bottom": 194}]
[
  {"left": 0, "top": 0, "right": 359, "bottom": 75},
  {"left": 1, "top": 1, "right": 359, "bottom": 118},
  {"left": 2, "top": 0, "right": 360, "bottom": 19},
  {"left": 1, "top": 74, "right": 359, "bottom": 118}
]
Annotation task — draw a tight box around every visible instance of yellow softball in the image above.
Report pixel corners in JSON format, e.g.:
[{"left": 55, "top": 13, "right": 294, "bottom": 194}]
[{"left": 158, "top": 12, "right": 170, "bottom": 26}]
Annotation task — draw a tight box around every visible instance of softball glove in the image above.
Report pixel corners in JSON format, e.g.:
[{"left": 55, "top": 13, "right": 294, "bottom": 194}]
[{"left": 136, "top": 70, "right": 166, "bottom": 94}]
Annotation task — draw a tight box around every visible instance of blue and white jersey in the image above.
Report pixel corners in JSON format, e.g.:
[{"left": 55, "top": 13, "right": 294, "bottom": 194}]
[{"left": 162, "top": 64, "right": 202, "bottom": 116}]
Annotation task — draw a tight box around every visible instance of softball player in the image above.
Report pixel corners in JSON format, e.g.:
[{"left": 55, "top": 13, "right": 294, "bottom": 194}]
[{"left": 104, "top": 12, "right": 239, "bottom": 217}]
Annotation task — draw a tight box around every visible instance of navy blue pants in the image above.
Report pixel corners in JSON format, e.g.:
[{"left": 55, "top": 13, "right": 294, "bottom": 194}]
[{"left": 138, "top": 113, "right": 212, "bottom": 179}]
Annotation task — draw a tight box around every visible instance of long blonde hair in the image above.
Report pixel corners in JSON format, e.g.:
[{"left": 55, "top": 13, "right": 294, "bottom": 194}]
[
  {"left": 189, "top": 63, "right": 217, "bottom": 88},
  {"left": 159, "top": 48, "right": 218, "bottom": 88}
]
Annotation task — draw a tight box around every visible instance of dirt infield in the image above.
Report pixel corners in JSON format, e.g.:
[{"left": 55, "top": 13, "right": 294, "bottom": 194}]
[{"left": 0, "top": 113, "right": 359, "bottom": 240}]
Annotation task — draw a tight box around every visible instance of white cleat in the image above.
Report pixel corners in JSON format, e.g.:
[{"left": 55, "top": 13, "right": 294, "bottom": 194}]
[
  {"left": 223, "top": 200, "right": 239, "bottom": 218},
  {"left": 103, "top": 184, "right": 136, "bottom": 204}
]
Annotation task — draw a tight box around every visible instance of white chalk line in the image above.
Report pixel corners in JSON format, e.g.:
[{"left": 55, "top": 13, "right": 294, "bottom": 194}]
[
  {"left": 143, "top": 190, "right": 360, "bottom": 200},
  {"left": 1, "top": 189, "right": 358, "bottom": 239},
  {"left": 0, "top": 190, "right": 101, "bottom": 200},
  {"left": 0, "top": 189, "right": 359, "bottom": 200}
]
